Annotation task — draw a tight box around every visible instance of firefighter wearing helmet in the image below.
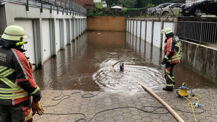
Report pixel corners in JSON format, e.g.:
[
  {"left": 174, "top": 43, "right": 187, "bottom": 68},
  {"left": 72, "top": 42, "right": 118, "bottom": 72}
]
[
  {"left": 0, "top": 25, "right": 43, "bottom": 122},
  {"left": 161, "top": 27, "right": 182, "bottom": 91}
]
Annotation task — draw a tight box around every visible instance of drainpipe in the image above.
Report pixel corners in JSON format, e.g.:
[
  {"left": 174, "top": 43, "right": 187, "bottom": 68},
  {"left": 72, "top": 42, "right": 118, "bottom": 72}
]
[{"left": 26, "top": 0, "right": 29, "bottom": 11}]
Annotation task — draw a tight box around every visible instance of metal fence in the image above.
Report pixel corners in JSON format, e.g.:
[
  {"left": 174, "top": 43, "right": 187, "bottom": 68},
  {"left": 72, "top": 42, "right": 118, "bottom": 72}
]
[
  {"left": 0, "top": 0, "right": 86, "bottom": 15},
  {"left": 177, "top": 21, "right": 217, "bottom": 44}
]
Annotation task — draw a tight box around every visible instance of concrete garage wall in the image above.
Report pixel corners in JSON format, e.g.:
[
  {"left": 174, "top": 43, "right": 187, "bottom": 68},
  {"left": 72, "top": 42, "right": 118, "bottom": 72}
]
[
  {"left": 88, "top": 16, "right": 126, "bottom": 31},
  {"left": 182, "top": 41, "right": 217, "bottom": 82},
  {"left": 0, "top": 2, "right": 87, "bottom": 68},
  {"left": 127, "top": 18, "right": 217, "bottom": 83}
]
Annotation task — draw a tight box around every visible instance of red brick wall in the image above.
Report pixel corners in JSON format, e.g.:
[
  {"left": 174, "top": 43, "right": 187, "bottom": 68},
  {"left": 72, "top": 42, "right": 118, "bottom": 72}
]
[
  {"left": 88, "top": 16, "right": 126, "bottom": 31},
  {"left": 74, "top": 0, "right": 94, "bottom": 8}
]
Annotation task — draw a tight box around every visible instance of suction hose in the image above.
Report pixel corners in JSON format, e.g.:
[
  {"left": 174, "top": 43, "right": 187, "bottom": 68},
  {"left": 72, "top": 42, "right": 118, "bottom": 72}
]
[
  {"left": 132, "top": 78, "right": 184, "bottom": 122},
  {"left": 112, "top": 61, "right": 185, "bottom": 122}
]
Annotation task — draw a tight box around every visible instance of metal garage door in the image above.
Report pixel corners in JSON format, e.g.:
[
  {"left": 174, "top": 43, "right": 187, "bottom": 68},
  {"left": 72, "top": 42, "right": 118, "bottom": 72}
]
[
  {"left": 41, "top": 20, "right": 51, "bottom": 63},
  {"left": 66, "top": 19, "right": 70, "bottom": 44},
  {"left": 59, "top": 19, "right": 64, "bottom": 49},
  {"left": 55, "top": 19, "right": 61, "bottom": 53}
]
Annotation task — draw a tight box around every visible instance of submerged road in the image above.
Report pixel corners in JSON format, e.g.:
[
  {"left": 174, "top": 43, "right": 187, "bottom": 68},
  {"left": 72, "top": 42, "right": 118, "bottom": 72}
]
[{"left": 34, "top": 32, "right": 217, "bottom": 122}]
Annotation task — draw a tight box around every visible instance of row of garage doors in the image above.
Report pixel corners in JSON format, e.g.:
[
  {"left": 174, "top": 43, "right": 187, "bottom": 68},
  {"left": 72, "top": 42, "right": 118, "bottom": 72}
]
[{"left": 15, "top": 19, "right": 86, "bottom": 68}]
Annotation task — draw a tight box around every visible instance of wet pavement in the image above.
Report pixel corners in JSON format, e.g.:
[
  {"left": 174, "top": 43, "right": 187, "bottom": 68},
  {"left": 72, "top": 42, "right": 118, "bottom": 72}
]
[{"left": 34, "top": 32, "right": 217, "bottom": 122}]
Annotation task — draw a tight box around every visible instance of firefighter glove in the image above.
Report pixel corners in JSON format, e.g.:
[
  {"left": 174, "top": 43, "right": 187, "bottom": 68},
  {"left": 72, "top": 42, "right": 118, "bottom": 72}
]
[
  {"left": 32, "top": 101, "right": 44, "bottom": 116},
  {"left": 161, "top": 56, "right": 169, "bottom": 65}
]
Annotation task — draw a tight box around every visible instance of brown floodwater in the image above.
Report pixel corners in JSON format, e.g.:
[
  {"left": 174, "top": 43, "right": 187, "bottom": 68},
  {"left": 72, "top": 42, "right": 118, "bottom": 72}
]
[{"left": 34, "top": 32, "right": 217, "bottom": 92}]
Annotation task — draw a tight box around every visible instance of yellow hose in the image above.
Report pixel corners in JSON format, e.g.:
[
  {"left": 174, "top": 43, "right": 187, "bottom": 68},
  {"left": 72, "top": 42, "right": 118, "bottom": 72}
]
[{"left": 184, "top": 97, "right": 197, "bottom": 122}]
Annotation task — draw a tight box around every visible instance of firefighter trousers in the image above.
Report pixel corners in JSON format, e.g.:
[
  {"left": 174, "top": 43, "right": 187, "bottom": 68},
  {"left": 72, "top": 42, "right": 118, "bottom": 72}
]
[
  {"left": 165, "top": 62, "right": 177, "bottom": 85},
  {"left": 0, "top": 100, "right": 32, "bottom": 122}
]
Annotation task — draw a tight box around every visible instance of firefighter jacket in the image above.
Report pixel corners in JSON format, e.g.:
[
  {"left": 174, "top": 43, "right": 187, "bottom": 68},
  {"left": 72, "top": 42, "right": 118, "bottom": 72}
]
[
  {"left": 164, "top": 36, "right": 182, "bottom": 64},
  {"left": 0, "top": 39, "right": 41, "bottom": 106}
]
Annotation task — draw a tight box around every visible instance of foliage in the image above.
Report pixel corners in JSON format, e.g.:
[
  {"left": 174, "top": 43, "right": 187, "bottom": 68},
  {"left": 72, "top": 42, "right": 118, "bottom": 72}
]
[
  {"left": 87, "top": 7, "right": 147, "bottom": 17},
  {"left": 105, "top": 0, "right": 185, "bottom": 8},
  {"left": 87, "top": 7, "right": 103, "bottom": 16},
  {"left": 106, "top": 0, "right": 137, "bottom": 8},
  {"left": 135, "top": 0, "right": 146, "bottom": 8},
  {"left": 118, "top": 0, "right": 137, "bottom": 8},
  {"left": 105, "top": 0, "right": 118, "bottom": 7},
  {"left": 147, "top": 3, "right": 155, "bottom": 8},
  {"left": 87, "top": 0, "right": 185, "bottom": 17},
  {"left": 95, "top": 2, "right": 103, "bottom": 9}
]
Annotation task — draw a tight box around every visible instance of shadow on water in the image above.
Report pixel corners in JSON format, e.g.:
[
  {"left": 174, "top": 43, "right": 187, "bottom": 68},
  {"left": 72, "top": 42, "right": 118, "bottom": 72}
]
[{"left": 34, "top": 31, "right": 216, "bottom": 92}]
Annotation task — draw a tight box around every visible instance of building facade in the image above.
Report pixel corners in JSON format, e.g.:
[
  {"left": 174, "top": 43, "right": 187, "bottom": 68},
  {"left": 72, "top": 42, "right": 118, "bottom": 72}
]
[
  {"left": 185, "top": 0, "right": 206, "bottom": 6},
  {"left": 0, "top": 0, "right": 87, "bottom": 69},
  {"left": 74, "top": 0, "right": 95, "bottom": 9}
]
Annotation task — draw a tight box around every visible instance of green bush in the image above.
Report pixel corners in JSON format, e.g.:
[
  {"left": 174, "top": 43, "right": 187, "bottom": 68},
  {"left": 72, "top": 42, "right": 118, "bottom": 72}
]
[{"left": 87, "top": 6, "right": 147, "bottom": 17}]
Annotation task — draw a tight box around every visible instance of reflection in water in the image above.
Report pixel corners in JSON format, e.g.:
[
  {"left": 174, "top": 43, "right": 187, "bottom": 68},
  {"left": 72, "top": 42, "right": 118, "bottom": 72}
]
[
  {"left": 126, "top": 32, "right": 216, "bottom": 89},
  {"left": 34, "top": 31, "right": 216, "bottom": 92}
]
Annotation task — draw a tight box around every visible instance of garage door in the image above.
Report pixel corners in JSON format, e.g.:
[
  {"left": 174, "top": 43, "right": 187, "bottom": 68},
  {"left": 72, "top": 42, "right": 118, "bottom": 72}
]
[
  {"left": 66, "top": 19, "right": 70, "bottom": 44},
  {"left": 41, "top": 20, "right": 51, "bottom": 63},
  {"left": 55, "top": 19, "right": 61, "bottom": 53},
  {"left": 59, "top": 19, "right": 64, "bottom": 49},
  {"left": 15, "top": 20, "right": 36, "bottom": 65}
]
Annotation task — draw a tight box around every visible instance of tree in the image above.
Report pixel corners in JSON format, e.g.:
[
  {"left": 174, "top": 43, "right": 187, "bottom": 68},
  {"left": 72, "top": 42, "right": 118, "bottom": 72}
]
[
  {"left": 105, "top": 0, "right": 185, "bottom": 8},
  {"left": 118, "top": 0, "right": 137, "bottom": 8},
  {"left": 105, "top": 0, "right": 136, "bottom": 8},
  {"left": 105, "top": 0, "right": 118, "bottom": 7}
]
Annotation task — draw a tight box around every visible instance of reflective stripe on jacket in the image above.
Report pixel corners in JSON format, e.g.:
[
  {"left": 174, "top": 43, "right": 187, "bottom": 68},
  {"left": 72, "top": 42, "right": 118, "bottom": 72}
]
[{"left": 0, "top": 47, "right": 41, "bottom": 105}]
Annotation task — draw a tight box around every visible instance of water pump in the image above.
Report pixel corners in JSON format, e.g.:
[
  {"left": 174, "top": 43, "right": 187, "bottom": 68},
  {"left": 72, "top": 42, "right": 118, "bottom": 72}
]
[
  {"left": 119, "top": 62, "right": 124, "bottom": 72},
  {"left": 176, "top": 82, "right": 189, "bottom": 97}
]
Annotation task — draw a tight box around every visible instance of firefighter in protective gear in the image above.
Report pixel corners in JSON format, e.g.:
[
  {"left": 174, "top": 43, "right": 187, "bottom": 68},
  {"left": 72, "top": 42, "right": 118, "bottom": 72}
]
[
  {"left": 161, "top": 27, "right": 182, "bottom": 91},
  {"left": 0, "top": 25, "right": 43, "bottom": 122}
]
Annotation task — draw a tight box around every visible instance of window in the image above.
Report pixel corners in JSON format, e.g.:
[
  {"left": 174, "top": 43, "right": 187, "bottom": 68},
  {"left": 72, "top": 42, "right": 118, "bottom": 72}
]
[{"left": 170, "top": 3, "right": 181, "bottom": 8}]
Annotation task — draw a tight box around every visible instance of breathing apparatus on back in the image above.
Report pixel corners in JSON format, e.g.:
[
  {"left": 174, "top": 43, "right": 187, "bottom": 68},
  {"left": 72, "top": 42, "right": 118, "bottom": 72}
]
[{"left": 162, "top": 27, "right": 182, "bottom": 60}]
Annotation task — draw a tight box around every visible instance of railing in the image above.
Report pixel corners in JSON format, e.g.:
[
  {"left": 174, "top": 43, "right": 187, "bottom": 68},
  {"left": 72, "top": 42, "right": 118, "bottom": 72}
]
[
  {"left": 0, "top": 0, "right": 87, "bottom": 15},
  {"left": 176, "top": 21, "right": 217, "bottom": 44}
]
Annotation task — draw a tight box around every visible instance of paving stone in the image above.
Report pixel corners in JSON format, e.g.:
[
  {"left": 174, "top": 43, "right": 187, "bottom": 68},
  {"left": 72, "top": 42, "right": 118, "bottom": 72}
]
[
  {"left": 33, "top": 89, "right": 217, "bottom": 122},
  {"left": 159, "top": 115, "right": 171, "bottom": 121},
  {"left": 142, "top": 117, "right": 153, "bottom": 122},
  {"left": 152, "top": 119, "right": 164, "bottom": 122},
  {"left": 95, "top": 115, "right": 105, "bottom": 121}
]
